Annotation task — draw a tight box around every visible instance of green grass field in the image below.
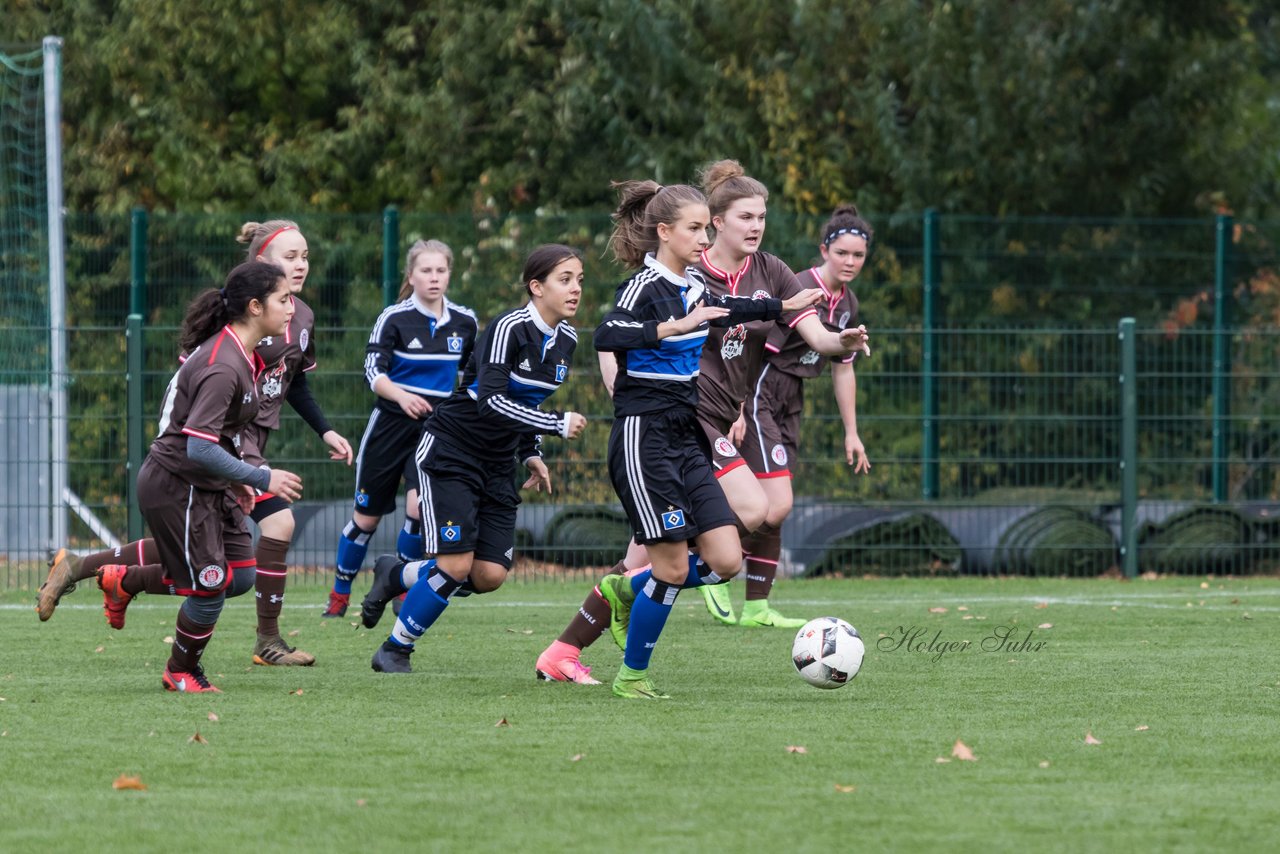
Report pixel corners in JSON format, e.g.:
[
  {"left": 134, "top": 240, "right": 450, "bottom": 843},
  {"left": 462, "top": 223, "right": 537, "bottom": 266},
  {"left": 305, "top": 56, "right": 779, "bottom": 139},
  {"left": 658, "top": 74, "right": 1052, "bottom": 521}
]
[{"left": 1, "top": 575, "right": 1276, "bottom": 852}]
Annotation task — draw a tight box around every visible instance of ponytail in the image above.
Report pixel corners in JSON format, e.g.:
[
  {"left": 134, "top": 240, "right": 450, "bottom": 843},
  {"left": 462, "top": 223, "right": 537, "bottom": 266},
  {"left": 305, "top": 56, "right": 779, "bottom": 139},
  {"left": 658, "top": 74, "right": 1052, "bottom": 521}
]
[
  {"left": 181, "top": 261, "right": 286, "bottom": 351},
  {"left": 608, "top": 181, "right": 706, "bottom": 268}
]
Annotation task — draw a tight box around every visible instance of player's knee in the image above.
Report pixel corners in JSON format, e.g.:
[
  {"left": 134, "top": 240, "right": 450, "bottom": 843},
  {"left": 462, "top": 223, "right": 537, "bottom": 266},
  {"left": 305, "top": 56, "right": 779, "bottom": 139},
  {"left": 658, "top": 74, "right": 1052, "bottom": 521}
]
[
  {"left": 736, "top": 502, "right": 768, "bottom": 534},
  {"left": 702, "top": 546, "right": 744, "bottom": 580},
  {"left": 470, "top": 563, "right": 507, "bottom": 593},
  {"left": 259, "top": 509, "right": 295, "bottom": 541}
]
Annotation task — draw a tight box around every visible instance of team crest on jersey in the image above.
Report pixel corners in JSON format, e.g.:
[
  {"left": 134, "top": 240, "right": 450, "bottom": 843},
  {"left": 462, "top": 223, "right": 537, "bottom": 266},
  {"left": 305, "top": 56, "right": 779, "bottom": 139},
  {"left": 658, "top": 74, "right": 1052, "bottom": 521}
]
[
  {"left": 299, "top": 328, "right": 309, "bottom": 352},
  {"left": 441, "top": 523, "right": 461, "bottom": 542},
  {"left": 771, "top": 444, "right": 788, "bottom": 466},
  {"left": 720, "top": 324, "right": 747, "bottom": 360},
  {"left": 448, "top": 334, "right": 463, "bottom": 353},
  {"left": 799, "top": 349, "right": 820, "bottom": 366},
  {"left": 662, "top": 508, "right": 686, "bottom": 531},
  {"left": 261, "top": 364, "right": 286, "bottom": 399},
  {"left": 714, "top": 437, "right": 737, "bottom": 458},
  {"left": 752, "top": 289, "right": 770, "bottom": 301},
  {"left": 555, "top": 363, "right": 568, "bottom": 383},
  {"left": 198, "top": 564, "right": 226, "bottom": 588}
]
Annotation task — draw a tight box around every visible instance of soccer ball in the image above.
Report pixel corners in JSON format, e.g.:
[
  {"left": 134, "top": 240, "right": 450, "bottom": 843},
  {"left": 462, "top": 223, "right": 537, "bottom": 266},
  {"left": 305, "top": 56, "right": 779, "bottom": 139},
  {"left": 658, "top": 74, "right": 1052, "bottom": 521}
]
[{"left": 792, "top": 617, "right": 865, "bottom": 689}]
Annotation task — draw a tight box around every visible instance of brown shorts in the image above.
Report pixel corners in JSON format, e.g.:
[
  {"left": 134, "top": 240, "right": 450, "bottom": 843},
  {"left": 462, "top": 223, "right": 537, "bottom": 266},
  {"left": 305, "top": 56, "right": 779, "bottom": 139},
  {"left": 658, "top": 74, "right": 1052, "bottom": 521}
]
[
  {"left": 740, "top": 364, "right": 802, "bottom": 478},
  {"left": 696, "top": 413, "right": 749, "bottom": 477},
  {"left": 137, "top": 457, "right": 255, "bottom": 597}
]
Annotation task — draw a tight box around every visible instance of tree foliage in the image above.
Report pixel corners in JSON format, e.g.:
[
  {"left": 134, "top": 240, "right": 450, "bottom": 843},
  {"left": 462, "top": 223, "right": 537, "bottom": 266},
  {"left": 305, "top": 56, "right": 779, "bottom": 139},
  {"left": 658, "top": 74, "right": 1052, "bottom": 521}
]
[{"left": 6, "top": 0, "right": 1278, "bottom": 217}]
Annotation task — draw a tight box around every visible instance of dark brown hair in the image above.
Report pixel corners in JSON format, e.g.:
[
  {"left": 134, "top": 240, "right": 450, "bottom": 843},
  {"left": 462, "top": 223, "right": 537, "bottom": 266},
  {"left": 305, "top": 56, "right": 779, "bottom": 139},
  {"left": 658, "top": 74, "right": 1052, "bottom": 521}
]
[
  {"left": 698, "top": 159, "right": 768, "bottom": 219},
  {"left": 180, "top": 261, "right": 286, "bottom": 351},
  {"left": 821, "top": 204, "right": 874, "bottom": 247},
  {"left": 607, "top": 181, "right": 707, "bottom": 268},
  {"left": 523, "top": 244, "right": 582, "bottom": 295}
]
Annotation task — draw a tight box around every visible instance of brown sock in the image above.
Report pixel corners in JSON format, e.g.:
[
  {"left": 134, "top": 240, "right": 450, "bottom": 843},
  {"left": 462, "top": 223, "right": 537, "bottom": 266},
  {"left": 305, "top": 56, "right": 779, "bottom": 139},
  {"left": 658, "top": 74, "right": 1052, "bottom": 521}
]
[
  {"left": 254, "top": 536, "right": 291, "bottom": 638},
  {"left": 77, "top": 539, "right": 161, "bottom": 582},
  {"left": 743, "top": 523, "right": 782, "bottom": 601},
  {"left": 120, "top": 563, "right": 173, "bottom": 596},
  {"left": 557, "top": 561, "right": 625, "bottom": 650},
  {"left": 168, "top": 609, "right": 216, "bottom": 673}
]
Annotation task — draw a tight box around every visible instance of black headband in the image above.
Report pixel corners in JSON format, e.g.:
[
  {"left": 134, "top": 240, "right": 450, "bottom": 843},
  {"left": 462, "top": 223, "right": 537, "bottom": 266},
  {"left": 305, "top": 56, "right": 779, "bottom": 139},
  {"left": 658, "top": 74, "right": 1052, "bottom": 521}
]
[{"left": 824, "top": 226, "right": 870, "bottom": 246}]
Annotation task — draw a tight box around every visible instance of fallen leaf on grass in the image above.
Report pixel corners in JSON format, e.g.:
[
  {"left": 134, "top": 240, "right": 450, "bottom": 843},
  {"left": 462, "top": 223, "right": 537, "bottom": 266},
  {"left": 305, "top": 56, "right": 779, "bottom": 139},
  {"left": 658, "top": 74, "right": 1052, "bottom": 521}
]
[
  {"left": 94, "top": 646, "right": 104, "bottom": 653},
  {"left": 1231, "top": 598, "right": 1240, "bottom": 605},
  {"left": 162, "top": 636, "right": 174, "bottom": 644},
  {"left": 112, "top": 775, "right": 147, "bottom": 791},
  {"left": 786, "top": 745, "right": 808, "bottom": 754},
  {"left": 188, "top": 731, "right": 208, "bottom": 745},
  {"left": 207, "top": 713, "right": 219, "bottom": 722},
  {"left": 495, "top": 718, "right": 509, "bottom": 727},
  {"left": 963, "top": 615, "right": 974, "bottom": 620},
  {"left": 504, "top": 628, "right": 535, "bottom": 635},
  {"left": 570, "top": 754, "right": 585, "bottom": 762},
  {"left": 1135, "top": 725, "right": 1149, "bottom": 732},
  {"left": 951, "top": 740, "right": 977, "bottom": 761},
  {"left": 1084, "top": 731, "right": 1102, "bottom": 745},
  {"left": 1037, "top": 623, "right": 1053, "bottom": 629},
  {"left": 287, "top": 630, "right": 300, "bottom": 638},
  {"left": 934, "top": 757, "right": 951, "bottom": 764},
  {"left": 1200, "top": 582, "right": 1210, "bottom": 589},
  {"left": 1038, "top": 760, "right": 1051, "bottom": 768},
  {"left": 1035, "top": 602, "right": 1049, "bottom": 609},
  {"left": 1243, "top": 613, "right": 1253, "bottom": 620},
  {"left": 290, "top": 689, "right": 304, "bottom": 695},
  {"left": 928, "top": 607, "right": 948, "bottom": 614},
  {"left": 957, "top": 606, "right": 969, "bottom": 612},
  {"left": 356, "top": 799, "right": 367, "bottom": 807},
  {"left": 834, "top": 784, "right": 856, "bottom": 793}
]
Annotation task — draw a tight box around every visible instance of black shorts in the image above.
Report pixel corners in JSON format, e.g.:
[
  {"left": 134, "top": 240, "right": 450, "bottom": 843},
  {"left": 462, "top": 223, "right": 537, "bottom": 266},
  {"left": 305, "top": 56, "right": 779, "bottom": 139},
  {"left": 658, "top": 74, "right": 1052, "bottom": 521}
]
[
  {"left": 353, "top": 408, "right": 424, "bottom": 516},
  {"left": 740, "top": 364, "right": 803, "bottom": 478},
  {"left": 415, "top": 431, "right": 519, "bottom": 569},
  {"left": 137, "top": 457, "right": 255, "bottom": 597},
  {"left": 607, "top": 409, "right": 737, "bottom": 545}
]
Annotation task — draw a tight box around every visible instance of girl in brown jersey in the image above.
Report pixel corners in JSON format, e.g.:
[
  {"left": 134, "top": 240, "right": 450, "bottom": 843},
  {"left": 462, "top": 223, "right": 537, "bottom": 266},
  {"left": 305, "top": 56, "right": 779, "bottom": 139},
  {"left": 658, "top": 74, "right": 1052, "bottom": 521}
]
[
  {"left": 693, "top": 160, "right": 869, "bottom": 628},
  {"left": 132, "top": 262, "right": 302, "bottom": 693},
  {"left": 737, "top": 205, "right": 873, "bottom": 625}
]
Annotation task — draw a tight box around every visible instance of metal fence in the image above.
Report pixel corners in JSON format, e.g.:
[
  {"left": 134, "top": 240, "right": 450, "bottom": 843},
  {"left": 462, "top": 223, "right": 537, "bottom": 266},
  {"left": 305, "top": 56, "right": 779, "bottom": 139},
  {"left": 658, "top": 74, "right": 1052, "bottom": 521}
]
[{"left": 4, "top": 210, "right": 1280, "bottom": 587}]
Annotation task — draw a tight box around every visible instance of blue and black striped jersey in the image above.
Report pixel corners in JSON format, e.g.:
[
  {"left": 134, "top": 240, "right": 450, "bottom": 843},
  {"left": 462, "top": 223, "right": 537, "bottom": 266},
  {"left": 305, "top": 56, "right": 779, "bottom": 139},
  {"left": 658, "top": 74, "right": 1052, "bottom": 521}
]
[
  {"left": 425, "top": 304, "right": 577, "bottom": 463},
  {"left": 364, "top": 296, "right": 478, "bottom": 416},
  {"left": 594, "top": 254, "right": 783, "bottom": 417}
]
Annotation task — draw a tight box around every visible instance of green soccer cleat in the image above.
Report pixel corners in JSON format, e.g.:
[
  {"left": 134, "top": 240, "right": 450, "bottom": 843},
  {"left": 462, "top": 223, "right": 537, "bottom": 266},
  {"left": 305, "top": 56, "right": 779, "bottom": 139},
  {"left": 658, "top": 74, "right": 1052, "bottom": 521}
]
[
  {"left": 700, "top": 583, "right": 737, "bottom": 625},
  {"left": 598, "top": 573, "right": 636, "bottom": 651},
  {"left": 611, "top": 665, "right": 670, "bottom": 700},
  {"left": 737, "top": 600, "right": 807, "bottom": 629}
]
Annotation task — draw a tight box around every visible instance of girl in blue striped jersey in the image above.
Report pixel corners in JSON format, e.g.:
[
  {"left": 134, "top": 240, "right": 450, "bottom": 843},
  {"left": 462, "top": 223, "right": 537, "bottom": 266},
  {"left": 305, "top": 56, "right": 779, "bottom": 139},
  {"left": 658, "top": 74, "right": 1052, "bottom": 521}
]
[
  {"left": 323, "top": 240, "right": 478, "bottom": 617},
  {"left": 365, "top": 244, "right": 588, "bottom": 674},
  {"left": 587, "top": 182, "right": 820, "bottom": 699}
]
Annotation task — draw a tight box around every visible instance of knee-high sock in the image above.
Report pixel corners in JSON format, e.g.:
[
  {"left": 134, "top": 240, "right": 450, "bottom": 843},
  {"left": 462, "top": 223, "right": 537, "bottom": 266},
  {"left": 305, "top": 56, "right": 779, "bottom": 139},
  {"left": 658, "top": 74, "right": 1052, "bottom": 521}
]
[
  {"left": 120, "top": 563, "right": 173, "bottom": 596},
  {"left": 334, "top": 521, "right": 375, "bottom": 594},
  {"left": 623, "top": 576, "right": 679, "bottom": 671},
  {"left": 743, "top": 522, "right": 782, "bottom": 601},
  {"left": 628, "top": 554, "right": 723, "bottom": 594},
  {"left": 397, "top": 517, "right": 424, "bottom": 561},
  {"left": 556, "top": 561, "right": 626, "bottom": 650},
  {"left": 78, "top": 539, "right": 161, "bottom": 582},
  {"left": 254, "top": 535, "right": 290, "bottom": 637},
  {"left": 388, "top": 566, "right": 461, "bottom": 649},
  {"left": 168, "top": 607, "right": 217, "bottom": 673}
]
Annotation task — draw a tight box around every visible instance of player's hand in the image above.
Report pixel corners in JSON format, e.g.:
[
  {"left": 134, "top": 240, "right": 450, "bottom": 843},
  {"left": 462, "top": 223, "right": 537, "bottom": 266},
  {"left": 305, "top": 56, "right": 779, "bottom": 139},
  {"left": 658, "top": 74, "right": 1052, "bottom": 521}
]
[
  {"left": 233, "top": 483, "right": 255, "bottom": 515},
  {"left": 563, "top": 412, "right": 587, "bottom": 439},
  {"left": 399, "top": 392, "right": 433, "bottom": 420},
  {"left": 729, "top": 413, "right": 747, "bottom": 447},
  {"left": 782, "top": 288, "right": 824, "bottom": 312},
  {"left": 522, "top": 457, "right": 552, "bottom": 494},
  {"left": 668, "top": 304, "right": 730, "bottom": 336},
  {"left": 323, "top": 430, "right": 354, "bottom": 465},
  {"left": 846, "top": 433, "right": 870, "bottom": 473},
  {"left": 268, "top": 468, "right": 303, "bottom": 503},
  {"left": 838, "top": 325, "right": 871, "bottom": 357}
]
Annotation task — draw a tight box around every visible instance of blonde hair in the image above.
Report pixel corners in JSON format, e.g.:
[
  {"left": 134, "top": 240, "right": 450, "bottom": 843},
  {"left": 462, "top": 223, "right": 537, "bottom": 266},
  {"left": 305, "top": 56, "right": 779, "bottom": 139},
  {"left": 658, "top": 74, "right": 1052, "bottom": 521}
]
[
  {"left": 237, "top": 219, "right": 302, "bottom": 259},
  {"left": 397, "top": 239, "right": 453, "bottom": 301},
  {"left": 697, "top": 159, "right": 769, "bottom": 219},
  {"left": 607, "top": 181, "right": 707, "bottom": 268}
]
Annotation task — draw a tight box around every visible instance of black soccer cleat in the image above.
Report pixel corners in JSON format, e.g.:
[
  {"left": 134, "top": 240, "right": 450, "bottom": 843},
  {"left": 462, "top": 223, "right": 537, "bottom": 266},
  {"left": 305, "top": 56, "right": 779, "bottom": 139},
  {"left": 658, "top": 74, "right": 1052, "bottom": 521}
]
[
  {"left": 360, "top": 554, "right": 407, "bottom": 629},
  {"left": 370, "top": 642, "right": 413, "bottom": 674}
]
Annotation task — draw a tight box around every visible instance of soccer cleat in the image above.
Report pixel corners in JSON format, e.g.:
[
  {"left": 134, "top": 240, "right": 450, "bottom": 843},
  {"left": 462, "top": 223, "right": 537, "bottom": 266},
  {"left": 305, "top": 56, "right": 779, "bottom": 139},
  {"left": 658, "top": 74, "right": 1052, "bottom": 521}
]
[
  {"left": 97, "top": 564, "right": 132, "bottom": 630},
  {"left": 252, "top": 634, "right": 316, "bottom": 667},
  {"left": 162, "top": 665, "right": 221, "bottom": 693},
  {"left": 36, "top": 547, "right": 81, "bottom": 621},
  {"left": 535, "top": 646, "right": 601, "bottom": 685},
  {"left": 360, "top": 554, "right": 406, "bottom": 629},
  {"left": 700, "top": 583, "right": 737, "bottom": 625},
  {"left": 611, "top": 667, "right": 670, "bottom": 700},
  {"left": 371, "top": 643, "right": 413, "bottom": 674},
  {"left": 321, "top": 591, "right": 350, "bottom": 618},
  {"left": 737, "top": 600, "right": 807, "bottom": 629},
  {"left": 598, "top": 574, "right": 636, "bottom": 651}
]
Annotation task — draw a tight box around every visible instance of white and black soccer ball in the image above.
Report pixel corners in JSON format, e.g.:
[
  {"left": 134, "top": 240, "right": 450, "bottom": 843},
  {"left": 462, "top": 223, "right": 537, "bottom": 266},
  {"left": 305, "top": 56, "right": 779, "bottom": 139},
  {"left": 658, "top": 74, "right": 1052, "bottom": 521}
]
[{"left": 792, "top": 617, "right": 865, "bottom": 689}]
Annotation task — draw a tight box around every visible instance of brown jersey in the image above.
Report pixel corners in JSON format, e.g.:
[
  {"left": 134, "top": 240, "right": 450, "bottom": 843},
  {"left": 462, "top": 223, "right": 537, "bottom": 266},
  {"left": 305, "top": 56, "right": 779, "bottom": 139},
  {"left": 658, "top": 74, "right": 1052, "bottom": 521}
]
[
  {"left": 765, "top": 266, "right": 860, "bottom": 378},
  {"left": 253, "top": 294, "right": 316, "bottom": 431},
  {"left": 695, "top": 250, "right": 817, "bottom": 428},
  {"left": 148, "top": 326, "right": 267, "bottom": 491}
]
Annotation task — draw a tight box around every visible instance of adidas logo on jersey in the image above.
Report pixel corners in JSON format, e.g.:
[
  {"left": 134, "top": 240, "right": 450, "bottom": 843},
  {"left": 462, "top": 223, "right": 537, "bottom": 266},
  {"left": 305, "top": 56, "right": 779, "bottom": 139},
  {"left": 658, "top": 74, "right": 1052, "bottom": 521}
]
[
  {"left": 408, "top": 338, "right": 423, "bottom": 349},
  {"left": 519, "top": 358, "right": 531, "bottom": 371}
]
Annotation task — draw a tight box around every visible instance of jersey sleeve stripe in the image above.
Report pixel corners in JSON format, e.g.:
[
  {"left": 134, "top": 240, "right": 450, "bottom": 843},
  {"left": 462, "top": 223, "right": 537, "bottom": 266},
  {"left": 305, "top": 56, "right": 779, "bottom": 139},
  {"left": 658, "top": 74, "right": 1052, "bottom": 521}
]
[{"left": 181, "top": 427, "right": 221, "bottom": 443}]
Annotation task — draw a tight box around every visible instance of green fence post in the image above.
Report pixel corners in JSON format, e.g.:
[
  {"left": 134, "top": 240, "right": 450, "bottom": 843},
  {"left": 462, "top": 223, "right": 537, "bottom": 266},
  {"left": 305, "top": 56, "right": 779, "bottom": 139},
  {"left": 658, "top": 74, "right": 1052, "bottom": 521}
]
[
  {"left": 922, "top": 208, "right": 939, "bottom": 500},
  {"left": 126, "top": 207, "right": 148, "bottom": 540},
  {"left": 382, "top": 205, "right": 400, "bottom": 307},
  {"left": 1119, "top": 318, "right": 1138, "bottom": 578},
  {"left": 1212, "top": 214, "right": 1233, "bottom": 503}
]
